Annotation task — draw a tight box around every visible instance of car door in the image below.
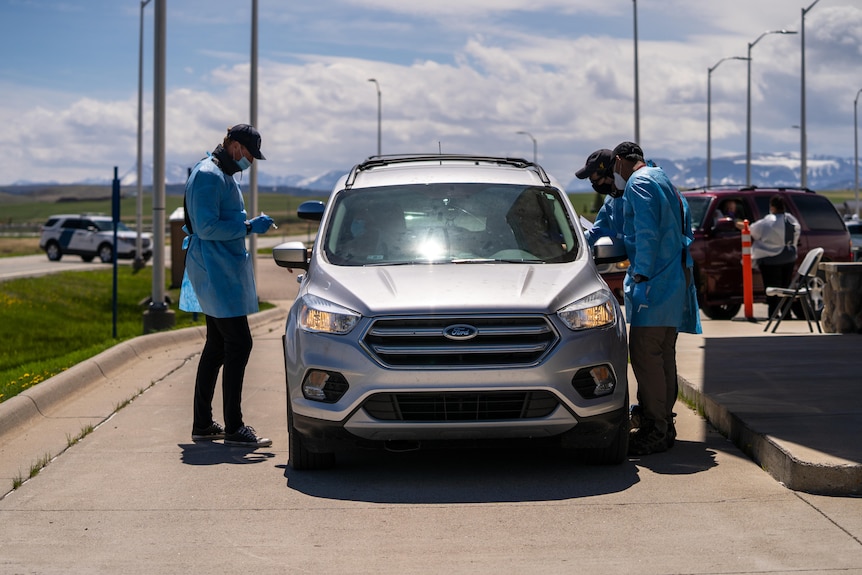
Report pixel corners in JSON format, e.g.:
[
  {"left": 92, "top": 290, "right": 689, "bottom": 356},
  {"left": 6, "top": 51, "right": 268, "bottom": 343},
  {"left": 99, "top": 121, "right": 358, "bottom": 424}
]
[
  {"left": 704, "top": 196, "right": 751, "bottom": 298},
  {"left": 789, "top": 193, "right": 851, "bottom": 264}
]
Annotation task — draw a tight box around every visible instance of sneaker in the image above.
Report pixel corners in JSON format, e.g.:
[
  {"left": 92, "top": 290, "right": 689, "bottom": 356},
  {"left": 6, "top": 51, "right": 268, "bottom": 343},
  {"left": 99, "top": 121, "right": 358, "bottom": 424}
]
[
  {"left": 191, "top": 421, "right": 225, "bottom": 441},
  {"left": 224, "top": 425, "right": 272, "bottom": 448},
  {"left": 628, "top": 424, "right": 668, "bottom": 456}
]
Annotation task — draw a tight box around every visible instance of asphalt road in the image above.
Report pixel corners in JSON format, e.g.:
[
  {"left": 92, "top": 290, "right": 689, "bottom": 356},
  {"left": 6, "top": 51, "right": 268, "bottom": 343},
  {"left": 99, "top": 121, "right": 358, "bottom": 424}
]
[{"left": 1, "top": 254, "right": 861, "bottom": 574}]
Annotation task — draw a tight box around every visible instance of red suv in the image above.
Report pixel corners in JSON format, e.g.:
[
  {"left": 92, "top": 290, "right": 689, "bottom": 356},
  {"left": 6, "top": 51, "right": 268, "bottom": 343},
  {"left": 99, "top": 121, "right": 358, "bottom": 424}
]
[{"left": 683, "top": 186, "right": 852, "bottom": 320}]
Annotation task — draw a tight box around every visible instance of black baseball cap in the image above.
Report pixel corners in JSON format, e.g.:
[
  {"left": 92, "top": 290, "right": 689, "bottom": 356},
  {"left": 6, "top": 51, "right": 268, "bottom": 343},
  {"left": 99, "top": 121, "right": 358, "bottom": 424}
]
[
  {"left": 612, "top": 141, "right": 644, "bottom": 161},
  {"left": 227, "top": 124, "right": 266, "bottom": 160},
  {"left": 575, "top": 148, "right": 614, "bottom": 179}
]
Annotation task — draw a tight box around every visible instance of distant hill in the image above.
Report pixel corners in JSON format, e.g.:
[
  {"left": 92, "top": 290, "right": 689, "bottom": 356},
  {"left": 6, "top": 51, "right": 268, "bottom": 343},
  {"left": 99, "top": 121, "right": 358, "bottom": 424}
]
[
  {"left": 4, "top": 152, "right": 858, "bottom": 197},
  {"left": 564, "top": 152, "right": 858, "bottom": 192}
]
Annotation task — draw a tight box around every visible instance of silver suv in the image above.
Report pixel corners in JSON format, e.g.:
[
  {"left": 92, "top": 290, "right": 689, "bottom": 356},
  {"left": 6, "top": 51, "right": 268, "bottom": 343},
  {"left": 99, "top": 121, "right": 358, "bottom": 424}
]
[
  {"left": 39, "top": 214, "right": 153, "bottom": 263},
  {"left": 273, "top": 155, "right": 629, "bottom": 469}
]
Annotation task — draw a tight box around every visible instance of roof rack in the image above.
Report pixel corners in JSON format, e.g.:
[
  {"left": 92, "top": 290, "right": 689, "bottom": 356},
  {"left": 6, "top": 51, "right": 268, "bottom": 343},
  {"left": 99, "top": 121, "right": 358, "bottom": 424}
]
[
  {"left": 683, "top": 184, "right": 815, "bottom": 194},
  {"left": 344, "top": 154, "right": 551, "bottom": 189}
]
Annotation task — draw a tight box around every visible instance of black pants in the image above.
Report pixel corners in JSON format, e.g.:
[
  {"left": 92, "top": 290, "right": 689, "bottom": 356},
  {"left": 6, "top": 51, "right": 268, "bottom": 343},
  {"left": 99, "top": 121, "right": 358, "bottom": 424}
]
[
  {"left": 629, "top": 326, "right": 679, "bottom": 435},
  {"left": 193, "top": 315, "right": 253, "bottom": 434},
  {"left": 759, "top": 262, "right": 795, "bottom": 317}
]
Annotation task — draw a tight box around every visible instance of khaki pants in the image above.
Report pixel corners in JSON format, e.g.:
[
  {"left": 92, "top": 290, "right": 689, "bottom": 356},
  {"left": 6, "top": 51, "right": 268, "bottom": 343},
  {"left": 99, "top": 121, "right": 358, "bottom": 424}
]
[{"left": 629, "top": 326, "right": 679, "bottom": 434}]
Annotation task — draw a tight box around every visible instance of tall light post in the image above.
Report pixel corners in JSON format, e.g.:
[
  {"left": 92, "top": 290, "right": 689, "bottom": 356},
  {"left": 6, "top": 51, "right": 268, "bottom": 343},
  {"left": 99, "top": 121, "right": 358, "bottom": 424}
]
[
  {"left": 855, "top": 88, "right": 862, "bottom": 219},
  {"left": 632, "top": 0, "right": 640, "bottom": 144},
  {"left": 135, "top": 0, "right": 152, "bottom": 272},
  {"left": 367, "top": 78, "right": 381, "bottom": 156},
  {"left": 249, "top": 0, "right": 259, "bottom": 279},
  {"left": 144, "top": 0, "right": 174, "bottom": 332},
  {"left": 800, "top": 0, "right": 820, "bottom": 189},
  {"left": 516, "top": 131, "right": 537, "bottom": 164},
  {"left": 707, "top": 56, "right": 749, "bottom": 187},
  {"left": 746, "top": 29, "right": 797, "bottom": 185}
]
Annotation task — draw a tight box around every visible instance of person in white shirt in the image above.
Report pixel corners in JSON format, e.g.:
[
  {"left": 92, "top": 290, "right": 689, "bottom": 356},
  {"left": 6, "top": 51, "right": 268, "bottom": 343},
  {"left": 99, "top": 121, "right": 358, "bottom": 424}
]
[{"left": 744, "top": 195, "right": 801, "bottom": 317}]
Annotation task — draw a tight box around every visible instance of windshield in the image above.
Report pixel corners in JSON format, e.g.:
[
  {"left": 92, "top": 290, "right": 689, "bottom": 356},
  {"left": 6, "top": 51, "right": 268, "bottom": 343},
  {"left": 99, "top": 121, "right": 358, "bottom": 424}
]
[
  {"left": 685, "top": 196, "right": 711, "bottom": 230},
  {"left": 93, "top": 219, "right": 132, "bottom": 232},
  {"left": 323, "top": 183, "right": 580, "bottom": 266}
]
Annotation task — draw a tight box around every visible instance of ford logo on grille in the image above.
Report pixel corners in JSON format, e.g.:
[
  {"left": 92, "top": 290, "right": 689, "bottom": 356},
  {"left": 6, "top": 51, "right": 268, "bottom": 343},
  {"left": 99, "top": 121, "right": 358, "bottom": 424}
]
[{"left": 443, "top": 324, "right": 479, "bottom": 341}]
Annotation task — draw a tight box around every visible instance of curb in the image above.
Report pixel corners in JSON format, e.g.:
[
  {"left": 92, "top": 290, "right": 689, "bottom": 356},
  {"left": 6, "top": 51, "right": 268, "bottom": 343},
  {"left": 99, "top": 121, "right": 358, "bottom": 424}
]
[
  {"left": 678, "top": 375, "right": 862, "bottom": 496},
  {"left": 0, "top": 307, "right": 286, "bottom": 443}
]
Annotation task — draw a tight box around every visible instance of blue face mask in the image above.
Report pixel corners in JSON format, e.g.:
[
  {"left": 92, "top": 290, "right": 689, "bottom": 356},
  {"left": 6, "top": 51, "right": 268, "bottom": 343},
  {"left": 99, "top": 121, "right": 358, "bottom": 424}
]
[{"left": 236, "top": 156, "right": 252, "bottom": 171}]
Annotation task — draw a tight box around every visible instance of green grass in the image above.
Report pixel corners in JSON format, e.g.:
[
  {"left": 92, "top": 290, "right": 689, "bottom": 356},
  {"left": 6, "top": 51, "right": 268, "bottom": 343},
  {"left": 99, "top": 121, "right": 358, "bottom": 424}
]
[{"left": 0, "top": 266, "right": 271, "bottom": 404}]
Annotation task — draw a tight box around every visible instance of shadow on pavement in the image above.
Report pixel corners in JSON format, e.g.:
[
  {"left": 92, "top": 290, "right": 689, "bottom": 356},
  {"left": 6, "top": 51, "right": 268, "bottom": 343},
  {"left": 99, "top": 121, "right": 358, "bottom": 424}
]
[
  {"left": 178, "top": 442, "right": 277, "bottom": 466},
  {"left": 282, "top": 445, "right": 649, "bottom": 504},
  {"left": 701, "top": 334, "right": 862, "bottom": 463}
]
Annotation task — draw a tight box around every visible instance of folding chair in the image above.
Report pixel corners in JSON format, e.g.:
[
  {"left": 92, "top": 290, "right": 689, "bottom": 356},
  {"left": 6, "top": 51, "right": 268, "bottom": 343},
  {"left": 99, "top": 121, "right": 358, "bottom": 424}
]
[{"left": 763, "top": 247, "right": 824, "bottom": 333}]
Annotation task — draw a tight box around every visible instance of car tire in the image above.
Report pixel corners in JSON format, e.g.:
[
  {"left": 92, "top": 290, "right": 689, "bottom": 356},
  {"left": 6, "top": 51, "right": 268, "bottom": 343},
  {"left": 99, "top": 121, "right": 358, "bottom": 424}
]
[
  {"left": 701, "top": 302, "right": 742, "bottom": 320},
  {"left": 573, "top": 417, "right": 629, "bottom": 465},
  {"left": 288, "top": 406, "right": 335, "bottom": 470},
  {"left": 45, "top": 241, "right": 62, "bottom": 262},
  {"left": 98, "top": 243, "right": 113, "bottom": 263}
]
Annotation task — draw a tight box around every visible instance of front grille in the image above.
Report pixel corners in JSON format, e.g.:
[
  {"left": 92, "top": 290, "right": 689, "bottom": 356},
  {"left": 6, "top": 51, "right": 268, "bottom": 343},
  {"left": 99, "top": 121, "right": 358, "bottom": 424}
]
[
  {"left": 362, "top": 316, "right": 558, "bottom": 368},
  {"left": 363, "top": 391, "right": 559, "bottom": 421}
]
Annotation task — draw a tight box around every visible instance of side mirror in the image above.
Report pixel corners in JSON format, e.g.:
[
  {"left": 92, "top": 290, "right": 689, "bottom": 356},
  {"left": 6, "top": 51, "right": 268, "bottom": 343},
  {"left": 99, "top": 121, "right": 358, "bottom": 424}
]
[
  {"left": 273, "top": 241, "right": 310, "bottom": 270},
  {"left": 592, "top": 236, "right": 627, "bottom": 265},
  {"left": 298, "top": 200, "right": 325, "bottom": 222}
]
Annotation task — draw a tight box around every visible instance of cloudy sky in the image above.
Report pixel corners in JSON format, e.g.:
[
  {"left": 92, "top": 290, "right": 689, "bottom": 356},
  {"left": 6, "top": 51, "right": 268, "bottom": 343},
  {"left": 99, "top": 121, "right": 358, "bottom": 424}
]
[{"left": 2, "top": 0, "right": 861, "bottom": 188}]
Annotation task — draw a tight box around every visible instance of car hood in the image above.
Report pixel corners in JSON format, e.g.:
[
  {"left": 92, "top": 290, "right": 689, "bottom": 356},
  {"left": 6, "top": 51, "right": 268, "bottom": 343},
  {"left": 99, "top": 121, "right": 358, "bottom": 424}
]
[{"left": 305, "top": 260, "right": 607, "bottom": 316}]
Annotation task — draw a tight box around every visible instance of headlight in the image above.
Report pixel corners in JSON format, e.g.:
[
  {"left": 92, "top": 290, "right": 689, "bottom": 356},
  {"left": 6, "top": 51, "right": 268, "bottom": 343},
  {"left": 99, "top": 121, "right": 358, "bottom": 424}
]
[
  {"left": 298, "top": 294, "right": 360, "bottom": 334},
  {"left": 556, "top": 290, "right": 616, "bottom": 330}
]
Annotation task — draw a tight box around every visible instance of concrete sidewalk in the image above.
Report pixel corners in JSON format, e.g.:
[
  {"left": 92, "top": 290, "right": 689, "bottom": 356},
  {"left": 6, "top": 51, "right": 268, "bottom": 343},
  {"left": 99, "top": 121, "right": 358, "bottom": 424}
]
[
  {"left": 1, "top": 254, "right": 860, "bottom": 496},
  {"left": 676, "top": 309, "right": 862, "bottom": 495}
]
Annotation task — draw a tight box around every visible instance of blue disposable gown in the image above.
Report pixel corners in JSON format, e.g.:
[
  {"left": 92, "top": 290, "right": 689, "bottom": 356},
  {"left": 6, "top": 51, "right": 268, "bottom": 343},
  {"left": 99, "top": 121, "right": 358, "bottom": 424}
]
[
  {"left": 179, "top": 156, "right": 259, "bottom": 318},
  {"left": 585, "top": 194, "right": 624, "bottom": 248},
  {"left": 622, "top": 166, "right": 701, "bottom": 334}
]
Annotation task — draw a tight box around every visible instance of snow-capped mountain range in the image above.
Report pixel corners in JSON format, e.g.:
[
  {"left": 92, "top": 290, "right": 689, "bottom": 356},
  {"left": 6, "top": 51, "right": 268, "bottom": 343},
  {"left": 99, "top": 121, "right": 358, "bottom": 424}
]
[{"left": 5, "top": 152, "right": 860, "bottom": 194}]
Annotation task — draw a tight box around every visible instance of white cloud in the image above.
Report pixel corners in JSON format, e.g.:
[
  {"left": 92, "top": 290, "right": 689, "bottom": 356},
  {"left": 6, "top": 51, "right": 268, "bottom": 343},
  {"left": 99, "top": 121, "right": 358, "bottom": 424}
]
[{"left": 1, "top": 0, "right": 861, "bottom": 186}]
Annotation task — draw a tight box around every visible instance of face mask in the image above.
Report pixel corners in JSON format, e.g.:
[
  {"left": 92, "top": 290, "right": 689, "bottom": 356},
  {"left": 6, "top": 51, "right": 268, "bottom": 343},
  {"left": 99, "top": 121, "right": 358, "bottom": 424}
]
[
  {"left": 591, "top": 180, "right": 615, "bottom": 196},
  {"left": 236, "top": 156, "right": 252, "bottom": 171},
  {"left": 613, "top": 171, "right": 627, "bottom": 193}
]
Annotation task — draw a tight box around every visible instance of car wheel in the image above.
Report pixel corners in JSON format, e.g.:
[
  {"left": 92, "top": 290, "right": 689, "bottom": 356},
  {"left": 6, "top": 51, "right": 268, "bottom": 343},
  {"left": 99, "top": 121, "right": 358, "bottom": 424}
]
[
  {"left": 807, "top": 275, "right": 825, "bottom": 314},
  {"left": 45, "top": 241, "right": 62, "bottom": 261},
  {"left": 700, "top": 302, "right": 741, "bottom": 320},
  {"left": 98, "top": 243, "right": 113, "bottom": 263},
  {"left": 288, "top": 406, "right": 335, "bottom": 470},
  {"left": 81, "top": 255, "right": 95, "bottom": 262},
  {"left": 573, "top": 416, "right": 630, "bottom": 465}
]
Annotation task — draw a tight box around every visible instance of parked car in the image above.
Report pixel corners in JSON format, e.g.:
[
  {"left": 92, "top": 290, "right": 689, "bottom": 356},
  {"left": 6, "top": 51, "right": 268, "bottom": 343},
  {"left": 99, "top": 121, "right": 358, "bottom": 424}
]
[
  {"left": 846, "top": 217, "right": 862, "bottom": 262},
  {"left": 272, "top": 154, "right": 630, "bottom": 469},
  {"left": 39, "top": 214, "right": 153, "bottom": 263},
  {"left": 682, "top": 186, "right": 852, "bottom": 320}
]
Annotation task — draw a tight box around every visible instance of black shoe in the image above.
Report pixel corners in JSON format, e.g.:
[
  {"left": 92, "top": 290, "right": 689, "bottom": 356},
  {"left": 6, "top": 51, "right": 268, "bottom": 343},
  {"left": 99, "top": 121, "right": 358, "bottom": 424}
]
[
  {"left": 191, "top": 421, "right": 225, "bottom": 441},
  {"left": 666, "top": 419, "right": 677, "bottom": 449},
  {"left": 628, "top": 424, "right": 668, "bottom": 456},
  {"left": 629, "top": 404, "right": 644, "bottom": 431},
  {"left": 224, "top": 425, "right": 272, "bottom": 448}
]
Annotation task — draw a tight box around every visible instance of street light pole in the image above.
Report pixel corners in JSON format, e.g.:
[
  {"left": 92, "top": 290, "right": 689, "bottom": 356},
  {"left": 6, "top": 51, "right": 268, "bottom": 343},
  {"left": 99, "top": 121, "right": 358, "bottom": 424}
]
[
  {"left": 516, "top": 131, "right": 537, "bottom": 164},
  {"left": 143, "top": 0, "right": 174, "bottom": 333},
  {"left": 249, "top": 0, "right": 259, "bottom": 280},
  {"left": 707, "top": 56, "right": 749, "bottom": 187},
  {"left": 801, "top": 0, "right": 820, "bottom": 189},
  {"left": 746, "top": 29, "right": 797, "bottom": 185},
  {"left": 632, "top": 0, "right": 640, "bottom": 144},
  {"left": 135, "top": 0, "right": 152, "bottom": 272},
  {"left": 368, "top": 78, "right": 381, "bottom": 156},
  {"left": 855, "top": 88, "right": 862, "bottom": 219}
]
